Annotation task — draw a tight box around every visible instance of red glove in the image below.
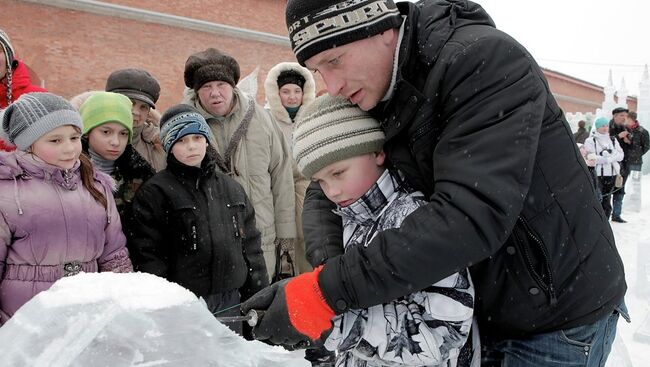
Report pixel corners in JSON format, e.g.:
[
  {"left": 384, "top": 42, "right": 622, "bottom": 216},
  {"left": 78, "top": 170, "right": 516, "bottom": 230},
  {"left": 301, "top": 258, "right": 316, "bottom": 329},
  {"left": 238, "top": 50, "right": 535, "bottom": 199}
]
[{"left": 241, "top": 266, "right": 335, "bottom": 346}]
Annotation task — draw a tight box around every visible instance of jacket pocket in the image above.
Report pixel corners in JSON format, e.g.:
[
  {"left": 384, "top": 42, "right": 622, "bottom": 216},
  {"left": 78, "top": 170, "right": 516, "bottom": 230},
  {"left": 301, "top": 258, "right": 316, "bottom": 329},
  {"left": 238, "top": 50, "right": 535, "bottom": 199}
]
[
  {"left": 172, "top": 204, "right": 200, "bottom": 252},
  {"left": 512, "top": 216, "right": 558, "bottom": 307}
]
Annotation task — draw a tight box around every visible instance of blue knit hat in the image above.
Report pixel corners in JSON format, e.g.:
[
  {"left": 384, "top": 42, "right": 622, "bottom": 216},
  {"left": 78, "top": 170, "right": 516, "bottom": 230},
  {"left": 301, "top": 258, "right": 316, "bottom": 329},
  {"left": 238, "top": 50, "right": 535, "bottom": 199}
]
[
  {"left": 594, "top": 117, "right": 609, "bottom": 129},
  {"left": 159, "top": 104, "right": 214, "bottom": 153}
]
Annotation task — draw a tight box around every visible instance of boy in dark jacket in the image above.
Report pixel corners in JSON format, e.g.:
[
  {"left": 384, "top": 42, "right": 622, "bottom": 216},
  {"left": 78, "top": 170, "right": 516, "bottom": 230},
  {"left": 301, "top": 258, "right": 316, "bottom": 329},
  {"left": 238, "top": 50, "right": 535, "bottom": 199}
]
[{"left": 130, "top": 104, "right": 268, "bottom": 335}]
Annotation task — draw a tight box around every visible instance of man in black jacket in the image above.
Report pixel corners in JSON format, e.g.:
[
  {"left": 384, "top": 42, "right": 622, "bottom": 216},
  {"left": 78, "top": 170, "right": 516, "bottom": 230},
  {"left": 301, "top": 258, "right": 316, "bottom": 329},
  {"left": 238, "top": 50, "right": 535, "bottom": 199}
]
[
  {"left": 243, "top": 1, "right": 627, "bottom": 365},
  {"left": 610, "top": 107, "right": 631, "bottom": 222}
]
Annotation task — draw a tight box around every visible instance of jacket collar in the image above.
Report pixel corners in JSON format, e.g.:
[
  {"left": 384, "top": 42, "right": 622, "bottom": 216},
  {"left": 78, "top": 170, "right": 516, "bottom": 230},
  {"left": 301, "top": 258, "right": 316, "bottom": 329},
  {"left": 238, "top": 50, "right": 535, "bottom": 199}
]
[
  {"left": 0, "top": 150, "right": 80, "bottom": 190},
  {"left": 166, "top": 147, "right": 217, "bottom": 184},
  {"left": 334, "top": 169, "right": 403, "bottom": 226}
]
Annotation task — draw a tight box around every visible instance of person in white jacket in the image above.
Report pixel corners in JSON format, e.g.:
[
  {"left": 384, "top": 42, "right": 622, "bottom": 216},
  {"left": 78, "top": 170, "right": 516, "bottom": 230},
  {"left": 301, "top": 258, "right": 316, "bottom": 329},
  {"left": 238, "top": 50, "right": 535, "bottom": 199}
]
[{"left": 585, "top": 117, "right": 624, "bottom": 220}]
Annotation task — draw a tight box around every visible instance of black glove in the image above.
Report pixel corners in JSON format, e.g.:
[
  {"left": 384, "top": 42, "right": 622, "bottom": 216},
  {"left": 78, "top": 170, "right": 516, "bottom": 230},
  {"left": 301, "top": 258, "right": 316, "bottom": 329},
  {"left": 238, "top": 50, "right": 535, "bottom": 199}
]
[
  {"left": 241, "top": 266, "right": 335, "bottom": 348},
  {"left": 241, "top": 279, "right": 309, "bottom": 347}
]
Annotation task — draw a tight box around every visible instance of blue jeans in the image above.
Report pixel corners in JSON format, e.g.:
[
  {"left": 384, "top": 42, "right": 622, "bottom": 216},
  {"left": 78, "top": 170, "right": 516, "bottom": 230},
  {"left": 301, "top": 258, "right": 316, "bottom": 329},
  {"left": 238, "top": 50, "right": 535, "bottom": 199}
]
[{"left": 481, "top": 303, "right": 629, "bottom": 367}]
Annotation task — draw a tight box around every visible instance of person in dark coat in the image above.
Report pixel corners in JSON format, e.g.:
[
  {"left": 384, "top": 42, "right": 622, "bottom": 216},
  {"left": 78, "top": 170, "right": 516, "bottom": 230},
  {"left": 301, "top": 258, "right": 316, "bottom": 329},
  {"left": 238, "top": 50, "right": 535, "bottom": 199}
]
[
  {"left": 79, "top": 92, "right": 155, "bottom": 241},
  {"left": 624, "top": 111, "right": 650, "bottom": 172},
  {"left": 609, "top": 107, "right": 631, "bottom": 222},
  {"left": 242, "top": 1, "right": 627, "bottom": 366},
  {"left": 573, "top": 120, "right": 590, "bottom": 144},
  {"left": 130, "top": 104, "right": 268, "bottom": 335}
]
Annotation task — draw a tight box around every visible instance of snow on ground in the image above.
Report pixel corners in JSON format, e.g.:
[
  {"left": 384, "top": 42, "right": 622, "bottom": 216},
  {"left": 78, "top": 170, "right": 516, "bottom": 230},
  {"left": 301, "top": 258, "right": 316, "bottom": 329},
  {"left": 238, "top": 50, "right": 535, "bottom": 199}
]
[{"left": 607, "top": 174, "right": 650, "bottom": 366}]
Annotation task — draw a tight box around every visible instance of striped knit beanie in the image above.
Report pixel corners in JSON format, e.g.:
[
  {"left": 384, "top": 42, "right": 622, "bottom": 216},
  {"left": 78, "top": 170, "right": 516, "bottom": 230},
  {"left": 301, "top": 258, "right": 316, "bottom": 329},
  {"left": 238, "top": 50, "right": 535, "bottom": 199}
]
[
  {"left": 79, "top": 92, "right": 133, "bottom": 142},
  {"left": 2, "top": 92, "right": 83, "bottom": 150},
  {"left": 285, "top": 0, "right": 402, "bottom": 65},
  {"left": 159, "top": 104, "right": 214, "bottom": 154},
  {"left": 293, "top": 95, "right": 385, "bottom": 178}
]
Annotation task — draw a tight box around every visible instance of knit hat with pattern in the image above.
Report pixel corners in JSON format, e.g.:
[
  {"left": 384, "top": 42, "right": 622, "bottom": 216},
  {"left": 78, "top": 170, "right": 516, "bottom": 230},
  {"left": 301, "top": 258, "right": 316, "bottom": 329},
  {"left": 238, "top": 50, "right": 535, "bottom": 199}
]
[
  {"left": 105, "top": 68, "right": 161, "bottom": 108},
  {"left": 2, "top": 92, "right": 83, "bottom": 150},
  {"left": 293, "top": 94, "right": 385, "bottom": 178},
  {"left": 184, "top": 48, "right": 240, "bottom": 91},
  {"left": 79, "top": 92, "right": 133, "bottom": 142},
  {"left": 285, "top": 0, "right": 402, "bottom": 65},
  {"left": 159, "top": 104, "right": 214, "bottom": 154}
]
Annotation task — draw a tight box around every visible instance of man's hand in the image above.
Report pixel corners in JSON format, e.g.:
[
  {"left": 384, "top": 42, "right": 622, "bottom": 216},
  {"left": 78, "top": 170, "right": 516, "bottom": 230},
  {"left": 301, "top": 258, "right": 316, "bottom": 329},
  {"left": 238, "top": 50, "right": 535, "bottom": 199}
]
[{"left": 241, "top": 266, "right": 335, "bottom": 347}]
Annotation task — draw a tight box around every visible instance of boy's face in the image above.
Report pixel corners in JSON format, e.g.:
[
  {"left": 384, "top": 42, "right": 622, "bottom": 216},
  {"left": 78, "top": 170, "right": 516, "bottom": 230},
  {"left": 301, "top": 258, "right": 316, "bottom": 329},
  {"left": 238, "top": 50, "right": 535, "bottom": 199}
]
[
  {"left": 88, "top": 122, "right": 129, "bottom": 161},
  {"left": 597, "top": 125, "right": 609, "bottom": 134},
  {"left": 312, "top": 152, "right": 385, "bottom": 207},
  {"left": 171, "top": 134, "right": 207, "bottom": 168}
]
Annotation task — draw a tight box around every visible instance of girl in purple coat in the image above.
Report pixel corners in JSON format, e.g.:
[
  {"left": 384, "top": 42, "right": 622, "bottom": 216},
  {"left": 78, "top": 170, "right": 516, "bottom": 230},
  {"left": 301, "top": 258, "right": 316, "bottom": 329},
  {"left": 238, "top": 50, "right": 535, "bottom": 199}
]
[{"left": 0, "top": 92, "right": 132, "bottom": 324}]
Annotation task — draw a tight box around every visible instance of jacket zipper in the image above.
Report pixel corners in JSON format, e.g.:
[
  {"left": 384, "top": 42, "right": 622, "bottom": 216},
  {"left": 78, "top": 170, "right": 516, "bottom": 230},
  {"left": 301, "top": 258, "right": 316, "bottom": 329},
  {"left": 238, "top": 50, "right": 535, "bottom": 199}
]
[
  {"left": 515, "top": 216, "right": 558, "bottom": 306},
  {"left": 410, "top": 121, "right": 436, "bottom": 145}
]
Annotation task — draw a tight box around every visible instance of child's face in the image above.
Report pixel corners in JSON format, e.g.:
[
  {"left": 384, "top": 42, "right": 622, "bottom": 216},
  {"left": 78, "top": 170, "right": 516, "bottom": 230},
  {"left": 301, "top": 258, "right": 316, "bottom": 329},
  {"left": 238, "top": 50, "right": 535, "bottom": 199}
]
[
  {"left": 131, "top": 99, "right": 151, "bottom": 128},
  {"left": 312, "top": 152, "right": 385, "bottom": 207},
  {"left": 171, "top": 134, "right": 207, "bottom": 168},
  {"left": 88, "top": 122, "right": 129, "bottom": 161},
  {"left": 30, "top": 125, "right": 82, "bottom": 170},
  {"left": 279, "top": 84, "right": 304, "bottom": 108}
]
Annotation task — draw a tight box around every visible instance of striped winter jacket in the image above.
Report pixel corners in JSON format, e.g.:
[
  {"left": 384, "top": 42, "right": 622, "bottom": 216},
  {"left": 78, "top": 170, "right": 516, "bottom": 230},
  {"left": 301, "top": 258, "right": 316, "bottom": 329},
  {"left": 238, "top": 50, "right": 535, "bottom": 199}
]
[{"left": 325, "top": 170, "right": 478, "bottom": 367}]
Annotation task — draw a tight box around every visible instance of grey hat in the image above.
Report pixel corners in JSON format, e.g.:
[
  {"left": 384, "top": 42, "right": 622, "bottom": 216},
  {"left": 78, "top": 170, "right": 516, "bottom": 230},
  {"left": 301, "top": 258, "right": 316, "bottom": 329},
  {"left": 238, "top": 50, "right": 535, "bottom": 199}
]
[
  {"left": 2, "top": 92, "right": 83, "bottom": 150},
  {"left": 293, "top": 95, "right": 385, "bottom": 178},
  {"left": 106, "top": 68, "right": 161, "bottom": 108}
]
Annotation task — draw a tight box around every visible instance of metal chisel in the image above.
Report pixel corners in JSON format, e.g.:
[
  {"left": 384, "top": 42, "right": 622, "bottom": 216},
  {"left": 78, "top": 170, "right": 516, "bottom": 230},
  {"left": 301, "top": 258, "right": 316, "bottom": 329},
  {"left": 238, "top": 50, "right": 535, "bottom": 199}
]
[{"left": 215, "top": 309, "right": 264, "bottom": 327}]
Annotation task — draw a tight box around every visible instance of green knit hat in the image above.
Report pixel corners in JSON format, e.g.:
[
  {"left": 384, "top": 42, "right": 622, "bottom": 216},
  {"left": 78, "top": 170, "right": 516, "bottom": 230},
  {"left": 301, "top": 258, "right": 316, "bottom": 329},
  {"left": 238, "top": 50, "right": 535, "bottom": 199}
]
[
  {"left": 79, "top": 91, "right": 133, "bottom": 142},
  {"left": 293, "top": 95, "right": 385, "bottom": 178}
]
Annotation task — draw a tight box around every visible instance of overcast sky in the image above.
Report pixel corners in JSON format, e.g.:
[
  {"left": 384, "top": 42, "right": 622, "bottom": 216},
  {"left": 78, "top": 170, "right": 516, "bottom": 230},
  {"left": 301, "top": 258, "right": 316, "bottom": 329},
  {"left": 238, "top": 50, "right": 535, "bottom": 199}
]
[{"left": 407, "top": 0, "right": 649, "bottom": 96}]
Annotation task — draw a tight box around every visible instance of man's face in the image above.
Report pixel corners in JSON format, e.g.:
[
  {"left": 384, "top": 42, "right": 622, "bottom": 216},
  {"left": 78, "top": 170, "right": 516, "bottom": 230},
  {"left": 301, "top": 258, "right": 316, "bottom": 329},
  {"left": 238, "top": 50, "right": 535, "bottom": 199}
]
[
  {"left": 304, "top": 30, "right": 398, "bottom": 111},
  {"left": 613, "top": 112, "right": 628, "bottom": 126},
  {"left": 197, "top": 81, "right": 235, "bottom": 117}
]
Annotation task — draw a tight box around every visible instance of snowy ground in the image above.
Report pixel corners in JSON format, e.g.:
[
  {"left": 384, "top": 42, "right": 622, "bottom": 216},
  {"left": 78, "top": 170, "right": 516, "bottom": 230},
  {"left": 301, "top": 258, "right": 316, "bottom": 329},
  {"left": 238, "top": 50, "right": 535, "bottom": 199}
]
[{"left": 607, "top": 174, "right": 650, "bottom": 366}]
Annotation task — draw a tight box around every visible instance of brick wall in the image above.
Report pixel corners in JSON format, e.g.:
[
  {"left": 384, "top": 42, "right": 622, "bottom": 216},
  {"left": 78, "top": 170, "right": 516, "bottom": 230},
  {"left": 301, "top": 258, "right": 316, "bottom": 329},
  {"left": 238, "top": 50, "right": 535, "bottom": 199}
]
[
  {"left": 1, "top": 0, "right": 297, "bottom": 111},
  {"left": 103, "top": 0, "right": 288, "bottom": 35},
  {"left": 1, "top": 0, "right": 636, "bottom": 115}
]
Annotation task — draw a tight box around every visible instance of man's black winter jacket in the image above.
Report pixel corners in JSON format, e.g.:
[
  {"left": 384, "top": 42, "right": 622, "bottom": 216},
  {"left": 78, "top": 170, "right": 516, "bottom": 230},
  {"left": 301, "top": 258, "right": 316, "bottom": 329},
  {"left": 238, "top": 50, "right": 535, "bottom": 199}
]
[{"left": 303, "top": 0, "right": 626, "bottom": 340}]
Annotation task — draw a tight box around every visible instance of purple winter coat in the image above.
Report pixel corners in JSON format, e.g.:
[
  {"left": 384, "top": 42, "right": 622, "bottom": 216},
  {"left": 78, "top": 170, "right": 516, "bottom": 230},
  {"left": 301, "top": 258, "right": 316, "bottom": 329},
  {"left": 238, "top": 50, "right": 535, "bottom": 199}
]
[{"left": 0, "top": 151, "right": 133, "bottom": 324}]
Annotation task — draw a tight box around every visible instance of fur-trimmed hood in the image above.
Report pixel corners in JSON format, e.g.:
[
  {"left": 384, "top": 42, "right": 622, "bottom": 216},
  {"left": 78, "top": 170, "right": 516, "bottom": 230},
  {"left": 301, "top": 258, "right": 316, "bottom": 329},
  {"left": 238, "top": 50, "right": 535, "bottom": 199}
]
[{"left": 264, "top": 62, "right": 316, "bottom": 128}]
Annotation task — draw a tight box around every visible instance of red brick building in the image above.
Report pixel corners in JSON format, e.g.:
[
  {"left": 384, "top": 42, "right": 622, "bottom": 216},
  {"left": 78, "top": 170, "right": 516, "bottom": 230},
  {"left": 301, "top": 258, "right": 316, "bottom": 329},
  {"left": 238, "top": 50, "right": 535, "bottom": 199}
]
[{"left": 1, "top": 0, "right": 637, "bottom": 114}]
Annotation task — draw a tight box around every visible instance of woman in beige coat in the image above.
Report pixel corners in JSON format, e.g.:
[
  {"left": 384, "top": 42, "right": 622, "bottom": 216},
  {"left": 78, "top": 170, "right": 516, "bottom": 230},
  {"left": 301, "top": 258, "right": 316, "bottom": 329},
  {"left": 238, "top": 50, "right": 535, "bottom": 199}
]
[{"left": 264, "top": 62, "right": 316, "bottom": 274}]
